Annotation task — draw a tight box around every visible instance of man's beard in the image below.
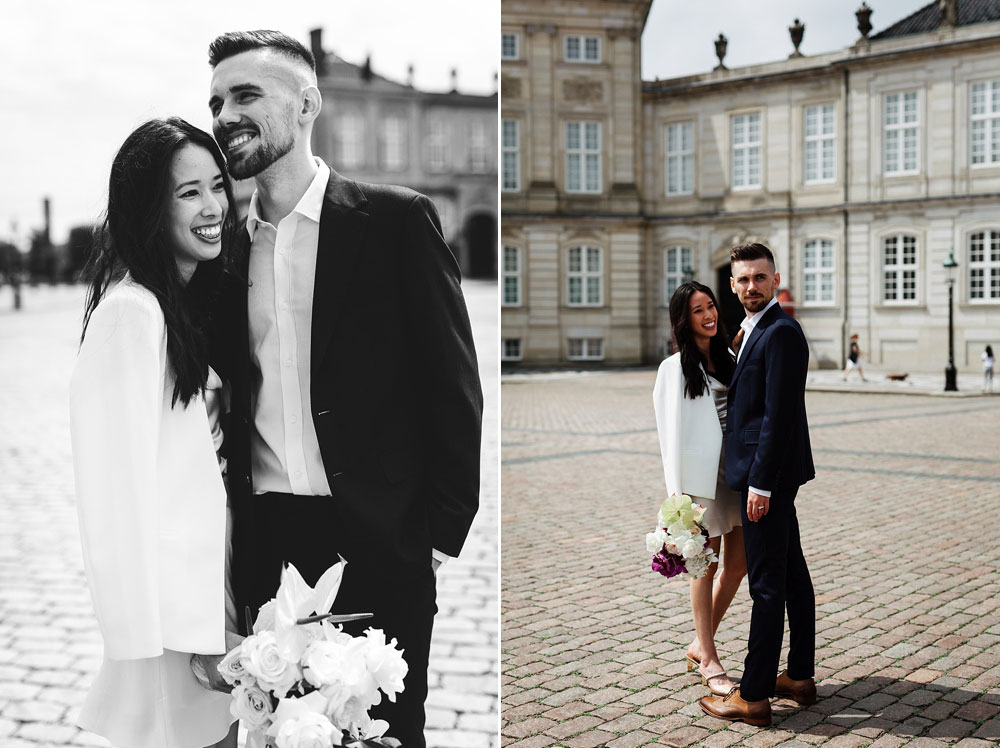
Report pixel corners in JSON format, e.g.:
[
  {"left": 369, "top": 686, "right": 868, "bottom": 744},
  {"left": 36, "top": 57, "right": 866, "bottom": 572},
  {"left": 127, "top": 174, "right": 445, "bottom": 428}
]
[
  {"left": 227, "top": 130, "right": 295, "bottom": 180},
  {"left": 742, "top": 294, "right": 770, "bottom": 313}
]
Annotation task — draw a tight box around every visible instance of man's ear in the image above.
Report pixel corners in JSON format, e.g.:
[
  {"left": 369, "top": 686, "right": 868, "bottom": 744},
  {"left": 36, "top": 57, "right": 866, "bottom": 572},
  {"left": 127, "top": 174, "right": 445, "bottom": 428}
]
[
  {"left": 730, "top": 275, "right": 737, "bottom": 294},
  {"left": 301, "top": 86, "right": 322, "bottom": 122},
  {"left": 773, "top": 271, "right": 781, "bottom": 289}
]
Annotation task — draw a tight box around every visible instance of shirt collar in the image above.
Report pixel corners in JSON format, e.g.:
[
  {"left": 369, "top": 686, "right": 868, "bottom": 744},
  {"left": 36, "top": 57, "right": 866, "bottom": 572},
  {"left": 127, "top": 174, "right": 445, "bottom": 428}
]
[
  {"left": 245, "top": 158, "right": 331, "bottom": 240},
  {"left": 740, "top": 295, "right": 780, "bottom": 333}
]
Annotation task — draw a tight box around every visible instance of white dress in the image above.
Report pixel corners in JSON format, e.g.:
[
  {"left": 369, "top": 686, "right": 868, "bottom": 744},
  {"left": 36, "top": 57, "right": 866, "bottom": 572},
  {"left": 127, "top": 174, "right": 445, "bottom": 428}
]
[{"left": 70, "top": 279, "right": 234, "bottom": 747}]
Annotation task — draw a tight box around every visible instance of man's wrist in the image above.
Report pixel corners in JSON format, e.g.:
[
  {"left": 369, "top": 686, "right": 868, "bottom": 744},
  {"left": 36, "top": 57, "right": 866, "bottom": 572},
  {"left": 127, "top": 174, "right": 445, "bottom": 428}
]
[{"left": 748, "top": 486, "right": 772, "bottom": 498}]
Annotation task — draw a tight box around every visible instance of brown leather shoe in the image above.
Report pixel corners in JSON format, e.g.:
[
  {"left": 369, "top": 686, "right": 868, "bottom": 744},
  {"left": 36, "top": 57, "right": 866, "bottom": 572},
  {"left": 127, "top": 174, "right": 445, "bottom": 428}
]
[
  {"left": 775, "top": 670, "right": 817, "bottom": 705},
  {"left": 699, "top": 687, "right": 771, "bottom": 726}
]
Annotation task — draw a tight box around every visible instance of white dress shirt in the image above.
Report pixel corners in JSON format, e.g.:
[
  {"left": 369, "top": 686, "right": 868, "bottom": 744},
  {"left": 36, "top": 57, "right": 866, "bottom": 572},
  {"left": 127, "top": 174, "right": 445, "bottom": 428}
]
[
  {"left": 737, "top": 295, "right": 780, "bottom": 498},
  {"left": 247, "top": 159, "right": 331, "bottom": 496}
]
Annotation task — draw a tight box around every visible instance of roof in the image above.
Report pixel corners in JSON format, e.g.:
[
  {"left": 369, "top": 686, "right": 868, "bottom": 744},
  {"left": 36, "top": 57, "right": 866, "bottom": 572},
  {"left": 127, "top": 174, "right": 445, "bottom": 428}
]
[{"left": 872, "top": 0, "right": 1000, "bottom": 38}]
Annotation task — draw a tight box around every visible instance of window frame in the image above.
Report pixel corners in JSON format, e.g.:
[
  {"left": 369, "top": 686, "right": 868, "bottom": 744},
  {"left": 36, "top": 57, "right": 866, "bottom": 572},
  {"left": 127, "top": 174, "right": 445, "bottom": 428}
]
[
  {"left": 379, "top": 115, "right": 407, "bottom": 172},
  {"left": 502, "top": 245, "right": 522, "bottom": 307},
  {"left": 501, "top": 338, "right": 523, "bottom": 362},
  {"left": 803, "top": 103, "right": 837, "bottom": 185},
  {"left": 501, "top": 119, "right": 520, "bottom": 192},
  {"left": 881, "top": 233, "right": 919, "bottom": 305},
  {"left": 501, "top": 32, "right": 519, "bottom": 61},
  {"left": 426, "top": 118, "right": 448, "bottom": 173},
  {"left": 336, "top": 110, "right": 366, "bottom": 170},
  {"left": 731, "top": 111, "right": 763, "bottom": 190},
  {"left": 665, "top": 122, "right": 695, "bottom": 196},
  {"left": 883, "top": 90, "right": 920, "bottom": 176},
  {"left": 564, "top": 34, "right": 601, "bottom": 63},
  {"left": 968, "top": 229, "right": 1000, "bottom": 303},
  {"left": 566, "top": 246, "right": 603, "bottom": 307},
  {"left": 567, "top": 337, "right": 604, "bottom": 361},
  {"left": 662, "top": 246, "right": 693, "bottom": 305},
  {"left": 970, "top": 80, "right": 1000, "bottom": 168},
  {"left": 565, "top": 121, "right": 602, "bottom": 194},
  {"left": 802, "top": 239, "right": 836, "bottom": 306}
]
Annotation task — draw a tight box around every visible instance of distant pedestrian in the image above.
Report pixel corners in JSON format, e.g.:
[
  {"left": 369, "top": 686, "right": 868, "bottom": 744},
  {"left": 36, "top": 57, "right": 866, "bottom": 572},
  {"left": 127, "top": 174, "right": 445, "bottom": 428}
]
[
  {"left": 983, "top": 345, "right": 995, "bottom": 392},
  {"left": 843, "top": 334, "right": 867, "bottom": 382}
]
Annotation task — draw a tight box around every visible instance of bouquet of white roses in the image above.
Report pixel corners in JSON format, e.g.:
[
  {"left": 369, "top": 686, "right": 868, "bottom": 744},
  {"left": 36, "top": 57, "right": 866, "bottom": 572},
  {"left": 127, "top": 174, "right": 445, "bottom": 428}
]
[
  {"left": 218, "top": 559, "right": 408, "bottom": 748},
  {"left": 645, "top": 494, "right": 719, "bottom": 580}
]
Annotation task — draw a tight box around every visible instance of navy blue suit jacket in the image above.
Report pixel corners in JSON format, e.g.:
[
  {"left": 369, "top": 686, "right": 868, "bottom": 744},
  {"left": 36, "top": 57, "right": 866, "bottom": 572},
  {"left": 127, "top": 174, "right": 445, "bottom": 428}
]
[{"left": 724, "top": 303, "right": 815, "bottom": 494}]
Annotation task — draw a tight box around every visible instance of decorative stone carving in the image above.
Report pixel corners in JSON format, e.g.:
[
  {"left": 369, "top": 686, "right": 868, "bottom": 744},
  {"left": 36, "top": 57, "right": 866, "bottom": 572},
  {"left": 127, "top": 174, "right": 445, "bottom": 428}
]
[
  {"left": 714, "top": 34, "right": 728, "bottom": 70},
  {"left": 856, "top": 2, "right": 873, "bottom": 38},
  {"left": 525, "top": 23, "right": 557, "bottom": 36},
  {"left": 562, "top": 78, "right": 604, "bottom": 103},
  {"left": 789, "top": 18, "right": 805, "bottom": 58},
  {"left": 501, "top": 74, "right": 522, "bottom": 99}
]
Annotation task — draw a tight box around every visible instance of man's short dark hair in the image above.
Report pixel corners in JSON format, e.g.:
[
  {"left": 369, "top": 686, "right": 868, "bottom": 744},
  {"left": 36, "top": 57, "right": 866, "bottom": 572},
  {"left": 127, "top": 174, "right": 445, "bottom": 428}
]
[
  {"left": 208, "top": 30, "right": 315, "bottom": 71},
  {"left": 730, "top": 241, "right": 776, "bottom": 272}
]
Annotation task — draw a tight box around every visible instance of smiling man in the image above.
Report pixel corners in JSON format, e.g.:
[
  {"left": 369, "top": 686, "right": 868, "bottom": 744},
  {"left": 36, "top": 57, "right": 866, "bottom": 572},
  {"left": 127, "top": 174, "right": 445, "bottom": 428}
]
[
  {"left": 699, "top": 242, "right": 817, "bottom": 726},
  {"left": 205, "top": 30, "right": 483, "bottom": 748}
]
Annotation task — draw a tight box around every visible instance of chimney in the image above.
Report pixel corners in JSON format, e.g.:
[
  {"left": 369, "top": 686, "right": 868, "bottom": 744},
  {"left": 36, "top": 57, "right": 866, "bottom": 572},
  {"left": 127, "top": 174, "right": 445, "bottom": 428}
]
[
  {"left": 407, "top": 64, "right": 415, "bottom": 87},
  {"left": 450, "top": 67, "right": 458, "bottom": 92},
  {"left": 309, "top": 28, "right": 327, "bottom": 76},
  {"left": 361, "top": 54, "right": 373, "bottom": 82},
  {"left": 43, "top": 197, "right": 51, "bottom": 246}
]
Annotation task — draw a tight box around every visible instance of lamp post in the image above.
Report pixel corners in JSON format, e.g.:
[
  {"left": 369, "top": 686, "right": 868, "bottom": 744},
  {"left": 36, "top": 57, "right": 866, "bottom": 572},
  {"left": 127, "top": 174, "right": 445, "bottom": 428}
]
[{"left": 943, "top": 249, "right": 958, "bottom": 392}]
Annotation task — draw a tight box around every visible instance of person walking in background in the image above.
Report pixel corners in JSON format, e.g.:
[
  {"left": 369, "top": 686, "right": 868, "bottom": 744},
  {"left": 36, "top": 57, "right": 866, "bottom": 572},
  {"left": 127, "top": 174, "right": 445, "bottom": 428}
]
[
  {"left": 206, "top": 30, "right": 483, "bottom": 748},
  {"left": 700, "top": 242, "right": 816, "bottom": 727},
  {"left": 843, "top": 334, "right": 866, "bottom": 382},
  {"left": 654, "top": 281, "right": 747, "bottom": 697},
  {"left": 69, "top": 118, "right": 239, "bottom": 748},
  {"left": 983, "top": 345, "right": 995, "bottom": 392}
]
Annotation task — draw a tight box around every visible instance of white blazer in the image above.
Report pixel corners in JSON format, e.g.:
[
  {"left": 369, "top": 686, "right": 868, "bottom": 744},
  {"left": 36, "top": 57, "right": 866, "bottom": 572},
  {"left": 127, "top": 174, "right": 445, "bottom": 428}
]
[
  {"left": 70, "top": 279, "right": 227, "bottom": 660},
  {"left": 652, "top": 353, "right": 722, "bottom": 500}
]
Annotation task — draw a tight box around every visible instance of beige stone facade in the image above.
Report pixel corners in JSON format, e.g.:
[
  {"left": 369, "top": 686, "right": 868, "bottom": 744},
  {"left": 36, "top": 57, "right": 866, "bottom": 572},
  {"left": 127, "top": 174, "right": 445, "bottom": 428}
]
[{"left": 501, "top": 1, "right": 1000, "bottom": 371}]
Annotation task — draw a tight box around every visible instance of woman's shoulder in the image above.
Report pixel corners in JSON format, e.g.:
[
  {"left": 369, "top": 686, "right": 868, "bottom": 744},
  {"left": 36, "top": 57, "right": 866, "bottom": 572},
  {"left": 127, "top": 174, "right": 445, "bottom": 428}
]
[
  {"left": 658, "top": 352, "right": 682, "bottom": 372},
  {"left": 84, "top": 279, "right": 165, "bottom": 342}
]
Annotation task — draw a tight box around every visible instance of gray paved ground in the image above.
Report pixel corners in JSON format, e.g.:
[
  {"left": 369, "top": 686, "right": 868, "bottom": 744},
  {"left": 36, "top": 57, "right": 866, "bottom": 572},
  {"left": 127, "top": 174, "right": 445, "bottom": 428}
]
[
  {"left": 0, "top": 281, "right": 498, "bottom": 748},
  {"left": 502, "top": 369, "right": 1000, "bottom": 748}
]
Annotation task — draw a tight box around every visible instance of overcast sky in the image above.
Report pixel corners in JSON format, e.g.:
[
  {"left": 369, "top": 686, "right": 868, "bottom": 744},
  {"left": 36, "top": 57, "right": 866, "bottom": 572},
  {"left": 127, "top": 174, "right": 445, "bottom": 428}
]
[
  {"left": 644, "top": 0, "right": 926, "bottom": 79},
  {"left": 1, "top": 0, "right": 498, "bottom": 245}
]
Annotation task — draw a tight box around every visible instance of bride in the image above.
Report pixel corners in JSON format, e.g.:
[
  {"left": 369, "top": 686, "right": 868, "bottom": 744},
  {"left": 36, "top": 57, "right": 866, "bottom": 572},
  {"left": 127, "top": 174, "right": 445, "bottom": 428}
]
[
  {"left": 653, "top": 280, "right": 747, "bottom": 696},
  {"left": 70, "top": 117, "right": 240, "bottom": 748}
]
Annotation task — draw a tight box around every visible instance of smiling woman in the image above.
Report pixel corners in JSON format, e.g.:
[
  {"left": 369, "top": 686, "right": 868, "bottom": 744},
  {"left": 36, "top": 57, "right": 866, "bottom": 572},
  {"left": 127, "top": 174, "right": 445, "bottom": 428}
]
[{"left": 70, "top": 116, "right": 242, "bottom": 748}]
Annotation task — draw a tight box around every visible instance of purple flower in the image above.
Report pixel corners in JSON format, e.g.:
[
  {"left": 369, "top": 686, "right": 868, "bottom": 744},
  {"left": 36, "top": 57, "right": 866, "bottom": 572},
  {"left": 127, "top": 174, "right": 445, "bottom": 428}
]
[{"left": 651, "top": 547, "right": 687, "bottom": 578}]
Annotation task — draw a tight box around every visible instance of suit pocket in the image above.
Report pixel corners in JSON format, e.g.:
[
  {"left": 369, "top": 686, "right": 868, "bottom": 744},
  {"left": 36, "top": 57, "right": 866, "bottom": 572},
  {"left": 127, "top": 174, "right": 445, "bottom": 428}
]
[{"left": 743, "top": 428, "right": 760, "bottom": 445}]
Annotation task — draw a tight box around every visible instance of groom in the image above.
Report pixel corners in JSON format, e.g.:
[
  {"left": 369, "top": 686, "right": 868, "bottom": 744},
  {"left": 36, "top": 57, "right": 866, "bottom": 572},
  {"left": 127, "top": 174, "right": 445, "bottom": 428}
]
[
  {"left": 700, "top": 242, "right": 816, "bottom": 726},
  {"left": 206, "top": 30, "right": 483, "bottom": 747}
]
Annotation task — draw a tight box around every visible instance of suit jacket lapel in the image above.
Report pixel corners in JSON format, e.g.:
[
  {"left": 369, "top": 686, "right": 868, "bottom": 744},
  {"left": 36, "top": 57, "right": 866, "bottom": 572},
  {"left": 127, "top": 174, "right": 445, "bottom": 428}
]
[
  {"left": 311, "top": 170, "right": 369, "bottom": 380},
  {"left": 731, "top": 302, "right": 782, "bottom": 385}
]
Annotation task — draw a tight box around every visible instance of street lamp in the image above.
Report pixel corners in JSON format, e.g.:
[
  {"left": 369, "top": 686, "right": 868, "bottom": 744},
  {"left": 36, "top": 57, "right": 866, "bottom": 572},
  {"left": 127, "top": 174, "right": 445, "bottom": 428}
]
[{"left": 943, "top": 248, "right": 958, "bottom": 392}]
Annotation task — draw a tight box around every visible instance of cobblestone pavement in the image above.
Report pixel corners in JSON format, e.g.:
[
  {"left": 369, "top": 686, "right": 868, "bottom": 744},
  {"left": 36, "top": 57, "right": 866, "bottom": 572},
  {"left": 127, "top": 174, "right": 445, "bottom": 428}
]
[
  {"left": 0, "top": 281, "right": 498, "bottom": 748},
  {"left": 502, "top": 369, "right": 1000, "bottom": 748}
]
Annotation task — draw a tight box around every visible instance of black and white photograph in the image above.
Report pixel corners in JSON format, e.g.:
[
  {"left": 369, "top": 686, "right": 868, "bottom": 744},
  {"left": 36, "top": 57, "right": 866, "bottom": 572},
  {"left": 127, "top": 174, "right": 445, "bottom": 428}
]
[{"left": 0, "top": 2, "right": 498, "bottom": 747}]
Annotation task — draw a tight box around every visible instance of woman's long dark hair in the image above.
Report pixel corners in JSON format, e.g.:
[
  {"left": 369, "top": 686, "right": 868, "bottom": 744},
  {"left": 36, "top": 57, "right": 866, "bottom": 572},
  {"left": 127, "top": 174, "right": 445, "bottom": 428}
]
[
  {"left": 668, "top": 281, "right": 734, "bottom": 400},
  {"left": 81, "top": 117, "right": 238, "bottom": 406}
]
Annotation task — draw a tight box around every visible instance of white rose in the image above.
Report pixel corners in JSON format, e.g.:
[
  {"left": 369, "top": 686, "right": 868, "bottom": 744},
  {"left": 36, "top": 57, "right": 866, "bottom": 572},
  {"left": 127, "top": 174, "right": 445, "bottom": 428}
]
[
  {"left": 679, "top": 537, "right": 702, "bottom": 559},
  {"left": 363, "top": 629, "right": 407, "bottom": 703},
  {"left": 645, "top": 528, "right": 666, "bottom": 553},
  {"left": 274, "top": 712, "right": 340, "bottom": 748},
  {"left": 242, "top": 631, "right": 302, "bottom": 698},
  {"left": 218, "top": 646, "right": 253, "bottom": 687},
  {"left": 231, "top": 684, "right": 273, "bottom": 730}
]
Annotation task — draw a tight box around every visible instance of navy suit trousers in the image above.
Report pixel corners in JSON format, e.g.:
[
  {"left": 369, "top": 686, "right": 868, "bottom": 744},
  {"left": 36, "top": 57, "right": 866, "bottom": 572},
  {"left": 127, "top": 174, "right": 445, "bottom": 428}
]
[{"left": 739, "top": 487, "right": 815, "bottom": 701}]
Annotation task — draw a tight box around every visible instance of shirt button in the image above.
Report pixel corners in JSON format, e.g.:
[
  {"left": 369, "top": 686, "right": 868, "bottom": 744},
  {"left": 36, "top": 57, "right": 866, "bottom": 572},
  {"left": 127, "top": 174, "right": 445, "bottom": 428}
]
[
  {"left": 289, "top": 415, "right": 298, "bottom": 424},
  {"left": 295, "top": 470, "right": 303, "bottom": 479},
  {"left": 285, "top": 358, "right": 293, "bottom": 366},
  {"left": 278, "top": 247, "right": 286, "bottom": 255},
  {"left": 280, "top": 300, "right": 290, "bottom": 310}
]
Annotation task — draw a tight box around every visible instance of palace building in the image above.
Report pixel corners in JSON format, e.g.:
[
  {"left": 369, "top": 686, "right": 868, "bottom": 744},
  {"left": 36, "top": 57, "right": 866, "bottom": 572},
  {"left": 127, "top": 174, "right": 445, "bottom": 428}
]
[{"left": 500, "top": 0, "right": 1000, "bottom": 370}]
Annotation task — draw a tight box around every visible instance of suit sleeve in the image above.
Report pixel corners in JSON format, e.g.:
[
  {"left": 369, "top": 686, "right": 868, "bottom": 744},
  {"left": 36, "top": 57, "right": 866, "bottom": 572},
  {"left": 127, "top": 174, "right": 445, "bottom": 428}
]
[
  {"left": 748, "top": 323, "right": 808, "bottom": 492},
  {"left": 400, "top": 195, "right": 483, "bottom": 557},
  {"left": 69, "top": 293, "right": 164, "bottom": 659},
  {"left": 652, "top": 360, "right": 683, "bottom": 498}
]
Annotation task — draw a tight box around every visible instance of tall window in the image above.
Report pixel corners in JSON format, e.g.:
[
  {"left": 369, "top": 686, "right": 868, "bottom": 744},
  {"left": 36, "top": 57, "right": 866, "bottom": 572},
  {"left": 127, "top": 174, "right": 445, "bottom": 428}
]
[
  {"left": 731, "top": 112, "right": 762, "bottom": 189},
  {"left": 566, "top": 122, "right": 601, "bottom": 193},
  {"left": 565, "top": 35, "right": 600, "bottom": 63},
  {"left": 502, "top": 338, "right": 523, "bottom": 362},
  {"left": 803, "top": 239, "right": 835, "bottom": 304},
  {"left": 804, "top": 104, "right": 836, "bottom": 184},
  {"left": 884, "top": 91, "right": 919, "bottom": 175},
  {"left": 567, "top": 246, "right": 602, "bottom": 306},
  {"left": 665, "top": 122, "right": 694, "bottom": 196},
  {"left": 502, "top": 245, "right": 522, "bottom": 306},
  {"left": 380, "top": 116, "right": 406, "bottom": 171},
  {"left": 970, "top": 81, "right": 1000, "bottom": 166},
  {"left": 502, "top": 120, "right": 520, "bottom": 192},
  {"left": 336, "top": 111, "right": 365, "bottom": 169},
  {"left": 469, "top": 120, "right": 489, "bottom": 173},
  {"left": 969, "top": 231, "right": 1000, "bottom": 301},
  {"left": 882, "top": 234, "right": 918, "bottom": 303},
  {"left": 663, "top": 246, "right": 692, "bottom": 303},
  {"left": 426, "top": 119, "right": 447, "bottom": 172},
  {"left": 501, "top": 33, "right": 519, "bottom": 60}
]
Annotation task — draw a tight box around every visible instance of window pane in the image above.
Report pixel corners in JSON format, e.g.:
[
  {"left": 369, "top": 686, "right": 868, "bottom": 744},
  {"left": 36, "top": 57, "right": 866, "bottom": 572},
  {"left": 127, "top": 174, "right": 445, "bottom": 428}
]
[
  {"left": 503, "top": 278, "right": 519, "bottom": 304},
  {"left": 566, "top": 36, "right": 580, "bottom": 60},
  {"left": 567, "top": 154, "right": 581, "bottom": 191},
  {"left": 566, "top": 123, "right": 580, "bottom": 150},
  {"left": 586, "top": 247, "right": 601, "bottom": 272},
  {"left": 584, "top": 37, "right": 599, "bottom": 61},
  {"left": 682, "top": 154, "right": 694, "bottom": 192},
  {"left": 584, "top": 123, "right": 599, "bottom": 150},
  {"left": 585, "top": 154, "right": 600, "bottom": 190},
  {"left": 805, "top": 106, "right": 818, "bottom": 137},
  {"left": 586, "top": 277, "right": 601, "bottom": 303},
  {"left": 568, "top": 277, "right": 582, "bottom": 304},
  {"left": 504, "top": 247, "right": 519, "bottom": 272}
]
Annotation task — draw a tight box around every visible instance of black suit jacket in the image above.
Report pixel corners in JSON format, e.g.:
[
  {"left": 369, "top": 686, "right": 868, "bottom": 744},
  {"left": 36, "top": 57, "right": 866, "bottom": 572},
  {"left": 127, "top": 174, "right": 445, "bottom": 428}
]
[
  {"left": 214, "top": 170, "right": 483, "bottom": 562},
  {"left": 724, "top": 302, "right": 814, "bottom": 494}
]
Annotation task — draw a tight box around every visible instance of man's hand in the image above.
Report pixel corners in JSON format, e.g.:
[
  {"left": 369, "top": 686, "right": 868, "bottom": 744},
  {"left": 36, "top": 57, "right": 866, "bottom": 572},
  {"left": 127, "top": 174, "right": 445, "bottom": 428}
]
[
  {"left": 191, "top": 653, "right": 233, "bottom": 693},
  {"left": 747, "top": 491, "right": 769, "bottom": 522}
]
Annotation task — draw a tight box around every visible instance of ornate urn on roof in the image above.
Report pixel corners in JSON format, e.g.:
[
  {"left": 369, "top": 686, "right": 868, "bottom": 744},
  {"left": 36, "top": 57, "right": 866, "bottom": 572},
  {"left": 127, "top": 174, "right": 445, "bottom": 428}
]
[
  {"left": 788, "top": 18, "right": 805, "bottom": 57},
  {"left": 714, "top": 33, "right": 728, "bottom": 70},
  {"left": 856, "top": 2, "right": 873, "bottom": 38}
]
